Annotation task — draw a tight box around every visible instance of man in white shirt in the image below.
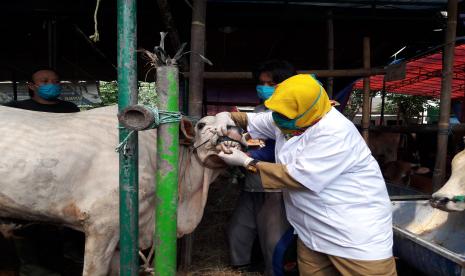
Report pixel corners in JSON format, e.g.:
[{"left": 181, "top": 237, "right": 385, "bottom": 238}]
[{"left": 214, "top": 74, "right": 397, "bottom": 275}]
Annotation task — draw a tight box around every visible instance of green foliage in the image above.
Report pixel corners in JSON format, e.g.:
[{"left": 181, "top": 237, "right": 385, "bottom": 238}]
[
  {"left": 99, "top": 81, "right": 119, "bottom": 106},
  {"left": 379, "top": 93, "right": 438, "bottom": 124},
  {"left": 138, "top": 82, "right": 157, "bottom": 106},
  {"left": 342, "top": 89, "right": 439, "bottom": 124},
  {"left": 343, "top": 89, "right": 364, "bottom": 120},
  {"left": 98, "top": 81, "right": 157, "bottom": 107}
]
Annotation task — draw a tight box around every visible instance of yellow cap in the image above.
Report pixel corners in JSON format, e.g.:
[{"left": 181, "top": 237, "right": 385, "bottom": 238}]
[{"left": 264, "top": 74, "right": 332, "bottom": 128}]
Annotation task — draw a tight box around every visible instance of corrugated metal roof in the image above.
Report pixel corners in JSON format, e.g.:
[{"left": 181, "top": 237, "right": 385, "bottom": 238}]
[{"left": 353, "top": 43, "right": 465, "bottom": 99}]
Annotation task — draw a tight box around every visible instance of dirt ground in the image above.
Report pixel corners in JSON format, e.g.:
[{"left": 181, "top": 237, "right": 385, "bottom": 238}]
[{"left": 187, "top": 169, "right": 263, "bottom": 276}]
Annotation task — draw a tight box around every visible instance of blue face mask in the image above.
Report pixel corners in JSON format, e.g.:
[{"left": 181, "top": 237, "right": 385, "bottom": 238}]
[
  {"left": 256, "top": 85, "right": 275, "bottom": 101},
  {"left": 38, "top": 84, "right": 62, "bottom": 100}
]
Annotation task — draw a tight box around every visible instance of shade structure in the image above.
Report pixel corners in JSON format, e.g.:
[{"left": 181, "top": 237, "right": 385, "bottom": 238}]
[{"left": 354, "top": 44, "right": 465, "bottom": 99}]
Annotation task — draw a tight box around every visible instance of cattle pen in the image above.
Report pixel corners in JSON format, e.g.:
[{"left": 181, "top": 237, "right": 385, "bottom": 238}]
[{"left": 2, "top": 1, "right": 465, "bottom": 276}]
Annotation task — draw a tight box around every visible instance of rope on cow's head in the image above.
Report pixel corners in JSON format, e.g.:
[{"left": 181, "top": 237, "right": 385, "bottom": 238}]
[{"left": 115, "top": 105, "right": 183, "bottom": 154}]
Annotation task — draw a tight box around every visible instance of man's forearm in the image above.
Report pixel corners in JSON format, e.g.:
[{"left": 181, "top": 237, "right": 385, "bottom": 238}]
[
  {"left": 256, "top": 162, "right": 304, "bottom": 189},
  {"left": 230, "top": 112, "right": 248, "bottom": 130}
]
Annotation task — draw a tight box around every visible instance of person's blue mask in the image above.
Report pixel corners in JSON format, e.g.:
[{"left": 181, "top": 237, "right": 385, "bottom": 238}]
[
  {"left": 256, "top": 85, "right": 275, "bottom": 101},
  {"left": 38, "top": 84, "right": 62, "bottom": 100}
]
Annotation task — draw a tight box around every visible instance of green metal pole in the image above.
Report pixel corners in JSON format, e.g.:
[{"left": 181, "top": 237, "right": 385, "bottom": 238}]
[
  {"left": 154, "top": 66, "right": 179, "bottom": 276},
  {"left": 117, "top": 0, "right": 139, "bottom": 275}
]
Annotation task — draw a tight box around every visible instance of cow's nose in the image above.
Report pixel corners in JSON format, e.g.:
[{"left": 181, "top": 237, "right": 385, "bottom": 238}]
[{"left": 430, "top": 196, "right": 450, "bottom": 208}]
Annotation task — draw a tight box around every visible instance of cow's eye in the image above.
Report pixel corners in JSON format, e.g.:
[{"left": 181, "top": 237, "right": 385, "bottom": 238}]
[{"left": 197, "top": 122, "right": 206, "bottom": 130}]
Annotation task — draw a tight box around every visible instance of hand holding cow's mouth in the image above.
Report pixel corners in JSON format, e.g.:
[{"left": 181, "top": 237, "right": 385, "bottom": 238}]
[
  {"left": 212, "top": 125, "right": 247, "bottom": 154},
  {"left": 217, "top": 141, "right": 241, "bottom": 154}
]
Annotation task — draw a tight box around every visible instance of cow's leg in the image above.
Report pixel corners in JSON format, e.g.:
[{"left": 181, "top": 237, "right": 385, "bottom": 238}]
[
  {"left": 82, "top": 227, "right": 118, "bottom": 276},
  {"left": 108, "top": 249, "right": 120, "bottom": 276}
]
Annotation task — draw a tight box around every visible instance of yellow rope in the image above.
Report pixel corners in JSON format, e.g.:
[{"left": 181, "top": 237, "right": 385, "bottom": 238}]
[{"left": 89, "top": 0, "right": 101, "bottom": 42}]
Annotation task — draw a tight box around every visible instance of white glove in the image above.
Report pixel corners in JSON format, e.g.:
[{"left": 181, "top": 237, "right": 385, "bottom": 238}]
[
  {"left": 219, "top": 140, "right": 242, "bottom": 154},
  {"left": 213, "top": 112, "right": 235, "bottom": 136},
  {"left": 218, "top": 147, "right": 253, "bottom": 167}
]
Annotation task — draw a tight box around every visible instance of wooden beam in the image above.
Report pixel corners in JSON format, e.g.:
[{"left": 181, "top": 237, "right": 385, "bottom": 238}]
[
  {"left": 367, "top": 124, "right": 465, "bottom": 134},
  {"left": 183, "top": 68, "right": 386, "bottom": 79},
  {"left": 206, "top": 100, "right": 259, "bottom": 106}
]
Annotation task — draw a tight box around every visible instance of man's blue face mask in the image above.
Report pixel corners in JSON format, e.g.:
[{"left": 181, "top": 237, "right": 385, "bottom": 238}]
[
  {"left": 256, "top": 85, "right": 275, "bottom": 101},
  {"left": 38, "top": 84, "right": 62, "bottom": 100}
]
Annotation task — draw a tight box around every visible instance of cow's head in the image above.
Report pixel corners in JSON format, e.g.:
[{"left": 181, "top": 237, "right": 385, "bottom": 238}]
[
  {"left": 176, "top": 115, "right": 242, "bottom": 236},
  {"left": 431, "top": 149, "right": 465, "bottom": 212}
]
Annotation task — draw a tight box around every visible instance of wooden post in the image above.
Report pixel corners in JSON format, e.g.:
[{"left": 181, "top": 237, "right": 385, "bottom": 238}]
[
  {"left": 432, "top": 0, "right": 458, "bottom": 191},
  {"left": 361, "top": 37, "right": 371, "bottom": 142},
  {"left": 380, "top": 79, "right": 386, "bottom": 126},
  {"left": 188, "top": 0, "right": 207, "bottom": 117},
  {"left": 327, "top": 10, "right": 334, "bottom": 98},
  {"left": 182, "top": 0, "right": 207, "bottom": 271},
  {"left": 47, "top": 19, "right": 57, "bottom": 69},
  {"left": 12, "top": 71, "right": 17, "bottom": 101}
]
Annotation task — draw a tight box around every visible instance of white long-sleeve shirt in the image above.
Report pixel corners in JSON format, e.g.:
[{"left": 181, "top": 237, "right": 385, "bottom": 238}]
[{"left": 247, "top": 107, "right": 393, "bottom": 260}]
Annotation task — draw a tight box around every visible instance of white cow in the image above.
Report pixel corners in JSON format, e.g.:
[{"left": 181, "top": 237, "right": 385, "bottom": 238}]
[
  {"left": 0, "top": 105, "right": 229, "bottom": 275},
  {"left": 431, "top": 148, "right": 465, "bottom": 212}
]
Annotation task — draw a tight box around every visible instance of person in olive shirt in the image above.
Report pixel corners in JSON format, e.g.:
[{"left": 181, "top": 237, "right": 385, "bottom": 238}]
[{"left": 7, "top": 68, "right": 79, "bottom": 113}]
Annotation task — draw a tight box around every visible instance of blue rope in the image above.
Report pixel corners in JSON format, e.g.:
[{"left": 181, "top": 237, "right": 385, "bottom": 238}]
[
  {"left": 115, "top": 129, "right": 136, "bottom": 153},
  {"left": 144, "top": 106, "right": 182, "bottom": 129}
]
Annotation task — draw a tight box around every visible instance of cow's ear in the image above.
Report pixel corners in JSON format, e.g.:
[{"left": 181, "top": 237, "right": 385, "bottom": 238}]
[{"left": 180, "top": 117, "right": 195, "bottom": 144}]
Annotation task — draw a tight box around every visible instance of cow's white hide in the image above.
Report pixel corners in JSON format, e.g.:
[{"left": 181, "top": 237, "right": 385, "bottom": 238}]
[
  {"left": 431, "top": 149, "right": 465, "bottom": 212},
  {"left": 0, "top": 105, "right": 225, "bottom": 275}
]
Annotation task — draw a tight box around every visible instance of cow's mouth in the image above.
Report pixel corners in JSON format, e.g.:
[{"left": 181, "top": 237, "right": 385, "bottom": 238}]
[
  {"left": 430, "top": 197, "right": 449, "bottom": 209},
  {"left": 430, "top": 195, "right": 465, "bottom": 212},
  {"left": 192, "top": 125, "right": 245, "bottom": 169}
]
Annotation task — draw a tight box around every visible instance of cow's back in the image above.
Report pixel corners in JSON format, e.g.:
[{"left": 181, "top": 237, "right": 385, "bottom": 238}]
[{"left": 0, "top": 105, "right": 157, "bottom": 229}]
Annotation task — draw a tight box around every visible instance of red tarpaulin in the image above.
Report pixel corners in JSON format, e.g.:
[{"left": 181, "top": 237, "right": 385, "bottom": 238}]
[{"left": 354, "top": 44, "right": 465, "bottom": 99}]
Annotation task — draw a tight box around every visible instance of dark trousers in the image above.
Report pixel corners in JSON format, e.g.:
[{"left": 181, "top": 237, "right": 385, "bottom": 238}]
[{"left": 228, "top": 192, "right": 291, "bottom": 276}]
